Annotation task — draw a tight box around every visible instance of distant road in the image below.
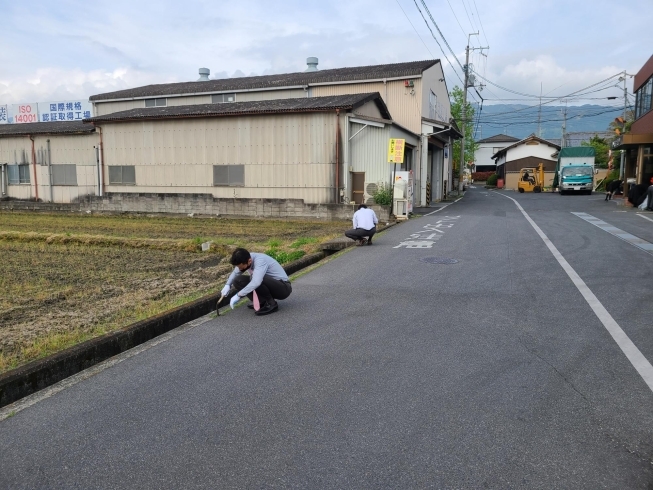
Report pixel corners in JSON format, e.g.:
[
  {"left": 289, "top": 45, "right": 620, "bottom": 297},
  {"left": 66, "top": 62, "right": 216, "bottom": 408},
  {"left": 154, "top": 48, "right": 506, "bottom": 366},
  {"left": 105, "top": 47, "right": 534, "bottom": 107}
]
[{"left": 2, "top": 188, "right": 652, "bottom": 489}]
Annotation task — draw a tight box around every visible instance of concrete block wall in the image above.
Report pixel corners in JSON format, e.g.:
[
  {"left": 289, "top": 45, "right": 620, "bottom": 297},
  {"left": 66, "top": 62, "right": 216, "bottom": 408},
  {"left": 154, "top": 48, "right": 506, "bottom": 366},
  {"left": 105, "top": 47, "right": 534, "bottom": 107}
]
[{"left": 0, "top": 193, "right": 391, "bottom": 222}]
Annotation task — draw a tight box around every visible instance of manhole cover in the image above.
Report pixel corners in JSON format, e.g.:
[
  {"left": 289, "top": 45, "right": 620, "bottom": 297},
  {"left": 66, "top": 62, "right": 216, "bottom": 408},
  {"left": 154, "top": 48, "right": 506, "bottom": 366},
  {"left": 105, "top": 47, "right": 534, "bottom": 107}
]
[{"left": 420, "top": 257, "right": 459, "bottom": 265}]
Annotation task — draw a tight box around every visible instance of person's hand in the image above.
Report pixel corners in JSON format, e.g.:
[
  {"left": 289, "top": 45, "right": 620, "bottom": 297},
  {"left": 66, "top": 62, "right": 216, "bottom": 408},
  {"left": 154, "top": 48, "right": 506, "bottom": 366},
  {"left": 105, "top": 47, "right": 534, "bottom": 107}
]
[
  {"left": 229, "top": 294, "right": 241, "bottom": 309},
  {"left": 221, "top": 285, "right": 231, "bottom": 297}
]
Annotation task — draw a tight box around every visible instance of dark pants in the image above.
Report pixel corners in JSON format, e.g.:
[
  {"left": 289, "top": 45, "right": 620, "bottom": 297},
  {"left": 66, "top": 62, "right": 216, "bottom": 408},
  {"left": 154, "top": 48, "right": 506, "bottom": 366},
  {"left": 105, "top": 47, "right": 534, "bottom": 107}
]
[
  {"left": 646, "top": 186, "right": 653, "bottom": 209},
  {"left": 232, "top": 275, "right": 292, "bottom": 305},
  {"left": 345, "top": 226, "right": 376, "bottom": 242}
]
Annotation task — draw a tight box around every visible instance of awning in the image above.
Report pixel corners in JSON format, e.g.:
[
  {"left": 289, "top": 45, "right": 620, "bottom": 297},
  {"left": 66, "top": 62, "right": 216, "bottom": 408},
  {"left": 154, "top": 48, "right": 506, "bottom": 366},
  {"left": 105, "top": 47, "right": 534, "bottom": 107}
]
[{"left": 611, "top": 133, "right": 653, "bottom": 150}]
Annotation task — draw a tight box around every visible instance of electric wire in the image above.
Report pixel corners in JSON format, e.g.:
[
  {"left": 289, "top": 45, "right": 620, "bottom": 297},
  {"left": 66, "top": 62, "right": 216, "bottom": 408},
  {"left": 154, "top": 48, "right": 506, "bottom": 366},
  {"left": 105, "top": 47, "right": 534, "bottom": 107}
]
[
  {"left": 472, "top": 0, "right": 489, "bottom": 45},
  {"left": 417, "top": 0, "right": 466, "bottom": 74},
  {"left": 444, "top": 0, "right": 467, "bottom": 38},
  {"left": 412, "top": 0, "right": 466, "bottom": 86},
  {"left": 394, "top": 0, "right": 436, "bottom": 59}
]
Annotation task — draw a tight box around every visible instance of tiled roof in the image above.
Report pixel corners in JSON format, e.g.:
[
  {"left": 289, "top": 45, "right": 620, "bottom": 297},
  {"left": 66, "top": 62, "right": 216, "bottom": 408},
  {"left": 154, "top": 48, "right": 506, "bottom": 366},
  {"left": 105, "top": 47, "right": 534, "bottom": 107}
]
[
  {"left": 85, "top": 93, "right": 392, "bottom": 123},
  {"left": 89, "top": 60, "right": 439, "bottom": 101},
  {"left": 477, "top": 133, "right": 520, "bottom": 144},
  {"left": 491, "top": 134, "right": 561, "bottom": 159},
  {"left": 0, "top": 121, "right": 95, "bottom": 137}
]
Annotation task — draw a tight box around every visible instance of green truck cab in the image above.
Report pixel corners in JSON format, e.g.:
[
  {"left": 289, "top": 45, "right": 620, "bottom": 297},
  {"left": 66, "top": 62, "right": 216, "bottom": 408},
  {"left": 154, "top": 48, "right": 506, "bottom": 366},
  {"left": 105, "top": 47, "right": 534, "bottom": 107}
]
[{"left": 554, "top": 147, "right": 597, "bottom": 195}]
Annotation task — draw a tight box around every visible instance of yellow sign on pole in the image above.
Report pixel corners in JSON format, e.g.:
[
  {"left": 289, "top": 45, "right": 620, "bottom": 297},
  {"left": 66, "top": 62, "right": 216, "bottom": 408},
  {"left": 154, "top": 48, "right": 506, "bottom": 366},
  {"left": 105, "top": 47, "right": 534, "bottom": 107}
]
[{"left": 388, "top": 138, "right": 405, "bottom": 163}]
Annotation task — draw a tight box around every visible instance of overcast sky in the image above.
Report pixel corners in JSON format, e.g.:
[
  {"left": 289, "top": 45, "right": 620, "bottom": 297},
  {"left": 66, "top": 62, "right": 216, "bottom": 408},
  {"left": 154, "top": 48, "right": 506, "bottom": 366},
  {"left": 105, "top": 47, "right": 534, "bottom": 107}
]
[{"left": 1, "top": 0, "right": 651, "bottom": 107}]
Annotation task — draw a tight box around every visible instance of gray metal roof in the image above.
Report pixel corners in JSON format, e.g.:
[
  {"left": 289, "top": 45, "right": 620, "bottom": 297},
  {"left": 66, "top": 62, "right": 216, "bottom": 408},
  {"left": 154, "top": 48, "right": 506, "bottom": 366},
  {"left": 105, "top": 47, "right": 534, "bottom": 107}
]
[
  {"left": 0, "top": 121, "right": 95, "bottom": 137},
  {"left": 477, "top": 133, "right": 520, "bottom": 144},
  {"left": 89, "top": 60, "right": 439, "bottom": 101},
  {"left": 85, "top": 93, "right": 392, "bottom": 123},
  {"left": 491, "top": 134, "right": 561, "bottom": 159}
]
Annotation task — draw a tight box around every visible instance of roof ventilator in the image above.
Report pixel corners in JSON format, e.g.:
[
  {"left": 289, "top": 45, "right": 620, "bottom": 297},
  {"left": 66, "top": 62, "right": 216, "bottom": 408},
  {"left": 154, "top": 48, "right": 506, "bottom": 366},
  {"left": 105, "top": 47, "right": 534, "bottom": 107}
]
[
  {"left": 305, "top": 57, "right": 318, "bottom": 72},
  {"left": 197, "top": 68, "right": 210, "bottom": 81}
]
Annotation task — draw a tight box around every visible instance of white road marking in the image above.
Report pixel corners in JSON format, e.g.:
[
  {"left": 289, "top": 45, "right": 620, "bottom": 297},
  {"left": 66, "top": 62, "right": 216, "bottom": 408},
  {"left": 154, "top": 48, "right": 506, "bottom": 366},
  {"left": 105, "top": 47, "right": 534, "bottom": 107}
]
[
  {"left": 0, "top": 313, "right": 214, "bottom": 421},
  {"left": 637, "top": 213, "right": 653, "bottom": 223},
  {"left": 572, "top": 212, "right": 653, "bottom": 255},
  {"left": 496, "top": 193, "right": 653, "bottom": 393},
  {"left": 424, "top": 197, "right": 463, "bottom": 216}
]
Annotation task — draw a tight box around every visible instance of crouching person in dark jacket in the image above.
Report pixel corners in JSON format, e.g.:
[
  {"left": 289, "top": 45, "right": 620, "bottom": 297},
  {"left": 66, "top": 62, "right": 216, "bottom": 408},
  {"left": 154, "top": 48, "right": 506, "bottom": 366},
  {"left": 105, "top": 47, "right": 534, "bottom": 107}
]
[{"left": 218, "top": 248, "right": 292, "bottom": 316}]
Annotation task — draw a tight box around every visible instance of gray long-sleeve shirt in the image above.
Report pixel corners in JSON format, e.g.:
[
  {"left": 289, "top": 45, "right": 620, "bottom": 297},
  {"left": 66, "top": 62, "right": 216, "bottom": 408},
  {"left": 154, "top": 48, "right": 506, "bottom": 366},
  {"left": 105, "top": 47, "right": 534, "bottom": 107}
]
[{"left": 226, "top": 252, "right": 289, "bottom": 297}]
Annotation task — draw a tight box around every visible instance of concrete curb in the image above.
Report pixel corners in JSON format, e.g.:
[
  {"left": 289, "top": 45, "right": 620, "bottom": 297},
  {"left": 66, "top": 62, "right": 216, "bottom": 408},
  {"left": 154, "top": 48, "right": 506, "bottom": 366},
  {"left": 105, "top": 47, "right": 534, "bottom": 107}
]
[{"left": 0, "top": 251, "right": 327, "bottom": 409}]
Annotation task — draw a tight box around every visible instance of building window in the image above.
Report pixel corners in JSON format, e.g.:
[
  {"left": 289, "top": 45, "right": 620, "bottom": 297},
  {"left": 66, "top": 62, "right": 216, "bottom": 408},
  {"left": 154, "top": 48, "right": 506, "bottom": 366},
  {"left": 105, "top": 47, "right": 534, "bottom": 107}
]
[
  {"left": 212, "top": 93, "right": 236, "bottom": 104},
  {"left": 213, "top": 165, "right": 244, "bottom": 186},
  {"left": 429, "top": 91, "right": 437, "bottom": 120},
  {"left": 492, "top": 147, "right": 501, "bottom": 154},
  {"left": 635, "top": 77, "right": 652, "bottom": 120},
  {"left": 7, "top": 164, "right": 30, "bottom": 184},
  {"left": 51, "top": 164, "right": 77, "bottom": 186},
  {"left": 108, "top": 166, "right": 136, "bottom": 185},
  {"left": 145, "top": 98, "right": 167, "bottom": 107}
]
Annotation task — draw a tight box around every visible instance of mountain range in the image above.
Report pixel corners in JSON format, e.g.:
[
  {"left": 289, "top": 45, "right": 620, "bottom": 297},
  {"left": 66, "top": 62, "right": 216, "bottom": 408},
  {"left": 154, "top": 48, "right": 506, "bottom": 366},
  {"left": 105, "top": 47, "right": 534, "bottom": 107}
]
[{"left": 470, "top": 103, "right": 623, "bottom": 142}]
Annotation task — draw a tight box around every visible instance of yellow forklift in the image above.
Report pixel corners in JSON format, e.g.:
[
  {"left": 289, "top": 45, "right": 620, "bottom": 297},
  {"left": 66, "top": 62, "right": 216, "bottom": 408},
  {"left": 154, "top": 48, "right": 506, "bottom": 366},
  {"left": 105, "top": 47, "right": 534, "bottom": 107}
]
[{"left": 517, "top": 163, "right": 545, "bottom": 193}]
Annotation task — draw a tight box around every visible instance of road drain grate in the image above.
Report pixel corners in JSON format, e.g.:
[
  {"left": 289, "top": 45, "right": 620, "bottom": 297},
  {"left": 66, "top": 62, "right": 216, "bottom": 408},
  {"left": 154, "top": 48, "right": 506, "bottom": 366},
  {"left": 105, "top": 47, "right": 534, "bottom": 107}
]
[{"left": 420, "top": 257, "right": 459, "bottom": 264}]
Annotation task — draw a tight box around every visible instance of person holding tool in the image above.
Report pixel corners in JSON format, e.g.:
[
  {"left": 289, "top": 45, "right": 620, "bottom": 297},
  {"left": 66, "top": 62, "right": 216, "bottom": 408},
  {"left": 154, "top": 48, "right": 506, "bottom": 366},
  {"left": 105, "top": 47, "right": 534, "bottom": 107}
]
[
  {"left": 344, "top": 204, "right": 379, "bottom": 246},
  {"left": 217, "top": 248, "right": 292, "bottom": 316}
]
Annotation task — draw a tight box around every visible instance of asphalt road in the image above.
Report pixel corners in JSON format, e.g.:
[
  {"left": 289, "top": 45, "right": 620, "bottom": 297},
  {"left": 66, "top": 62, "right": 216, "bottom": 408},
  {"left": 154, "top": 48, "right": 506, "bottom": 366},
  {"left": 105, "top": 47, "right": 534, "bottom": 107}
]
[{"left": 2, "top": 188, "right": 653, "bottom": 489}]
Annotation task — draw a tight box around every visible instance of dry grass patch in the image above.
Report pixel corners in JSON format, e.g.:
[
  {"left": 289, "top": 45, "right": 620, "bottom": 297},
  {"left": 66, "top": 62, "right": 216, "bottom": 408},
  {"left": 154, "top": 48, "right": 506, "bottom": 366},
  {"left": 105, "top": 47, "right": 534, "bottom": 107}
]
[{"left": 0, "top": 212, "right": 347, "bottom": 372}]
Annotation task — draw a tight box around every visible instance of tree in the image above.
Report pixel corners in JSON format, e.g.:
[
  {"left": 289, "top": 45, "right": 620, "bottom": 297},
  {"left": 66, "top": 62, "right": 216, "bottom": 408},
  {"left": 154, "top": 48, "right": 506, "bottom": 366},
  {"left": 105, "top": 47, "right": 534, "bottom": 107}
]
[
  {"left": 605, "top": 109, "right": 634, "bottom": 170},
  {"left": 450, "top": 86, "right": 478, "bottom": 173},
  {"left": 581, "top": 135, "right": 610, "bottom": 168}
]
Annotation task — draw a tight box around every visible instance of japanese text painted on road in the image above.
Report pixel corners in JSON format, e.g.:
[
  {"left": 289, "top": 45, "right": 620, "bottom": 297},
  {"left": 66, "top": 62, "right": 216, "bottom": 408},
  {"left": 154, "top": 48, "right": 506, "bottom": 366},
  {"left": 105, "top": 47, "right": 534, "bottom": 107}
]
[{"left": 394, "top": 216, "right": 460, "bottom": 248}]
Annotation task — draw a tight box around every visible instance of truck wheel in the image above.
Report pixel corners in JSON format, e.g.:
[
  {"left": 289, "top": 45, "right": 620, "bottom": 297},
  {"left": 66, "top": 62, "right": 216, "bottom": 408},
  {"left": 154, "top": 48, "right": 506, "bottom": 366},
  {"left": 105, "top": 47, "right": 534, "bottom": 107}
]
[
  {"left": 518, "top": 188, "right": 524, "bottom": 193},
  {"left": 533, "top": 186, "right": 542, "bottom": 193}
]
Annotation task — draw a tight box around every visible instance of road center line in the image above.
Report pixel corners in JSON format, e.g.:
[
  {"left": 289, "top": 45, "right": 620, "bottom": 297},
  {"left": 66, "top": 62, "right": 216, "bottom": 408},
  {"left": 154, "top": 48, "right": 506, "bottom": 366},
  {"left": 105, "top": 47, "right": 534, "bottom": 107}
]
[
  {"left": 496, "top": 193, "right": 653, "bottom": 393},
  {"left": 424, "top": 196, "right": 462, "bottom": 216},
  {"left": 571, "top": 212, "right": 653, "bottom": 255}
]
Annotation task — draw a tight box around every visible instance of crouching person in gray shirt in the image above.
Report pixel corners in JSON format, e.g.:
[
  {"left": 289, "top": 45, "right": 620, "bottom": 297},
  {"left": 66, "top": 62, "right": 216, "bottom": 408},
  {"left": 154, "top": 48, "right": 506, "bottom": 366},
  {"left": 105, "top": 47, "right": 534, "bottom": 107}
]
[{"left": 219, "top": 248, "right": 292, "bottom": 316}]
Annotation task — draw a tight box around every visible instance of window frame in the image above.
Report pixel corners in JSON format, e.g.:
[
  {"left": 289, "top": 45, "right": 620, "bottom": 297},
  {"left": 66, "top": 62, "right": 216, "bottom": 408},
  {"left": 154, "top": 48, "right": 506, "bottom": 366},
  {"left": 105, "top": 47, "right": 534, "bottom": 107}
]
[
  {"left": 7, "top": 164, "right": 30, "bottom": 184},
  {"left": 51, "top": 164, "right": 78, "bottom": 186},
  {"left": 108, "top": 165, "right": 136, "bottom": 185},
  {"left": 213, "top": 164, "right": 245, "bottom": 187},
  {"left": 212, "top": 93, "right": 236, "bottom": 104},
  {"left": 145, "top": 98, "right": 167, "bottom": 108},
  {"left": 428, "top": 90, "right": 437, "bottom": 120},
  {"left": 635, "top": 76, "right": 653, "bottom": 120}
]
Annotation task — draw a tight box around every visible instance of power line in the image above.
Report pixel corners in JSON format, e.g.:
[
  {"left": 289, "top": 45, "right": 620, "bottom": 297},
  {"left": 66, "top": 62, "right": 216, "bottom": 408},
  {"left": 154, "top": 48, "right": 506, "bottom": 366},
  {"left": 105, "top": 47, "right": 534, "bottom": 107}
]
[
  {"left": 443, "top": 0, "right": 467, "bottom": 38},
  {"left": 472, "top": 0, "right": 489, "bottom": 46},
  {"left": 459, "top": 0, "right": 479, "bottom": 33},
  {"left": 394, "top": 0, "right": 436, "bottom": 59},
  {"left": 417, "top": 0, "right": 466, "bottom": 73},
  {"left": 412, "top": 0, "right": 466, "bottom": 86}
]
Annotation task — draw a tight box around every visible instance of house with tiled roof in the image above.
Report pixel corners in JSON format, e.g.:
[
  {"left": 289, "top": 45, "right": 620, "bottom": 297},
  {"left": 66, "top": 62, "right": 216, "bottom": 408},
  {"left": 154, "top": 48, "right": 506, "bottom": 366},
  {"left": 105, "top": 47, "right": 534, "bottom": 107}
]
[
  {"left": 473, "top": 134, "right": 520, "bottom": 172},
  {"left": 492, "top": 134, "right": 561, "bottom": 190}
]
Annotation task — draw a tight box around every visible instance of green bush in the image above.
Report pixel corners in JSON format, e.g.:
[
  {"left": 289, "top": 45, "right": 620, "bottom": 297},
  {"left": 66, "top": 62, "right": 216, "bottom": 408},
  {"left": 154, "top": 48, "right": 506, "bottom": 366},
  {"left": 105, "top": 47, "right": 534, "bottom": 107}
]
[
  {"left": 486, "top": 174, "right": 498, "bottom": 186},
  {"left": 372, "top": 183, "right": 393, "bottom": 206},
  {"left": 264, "top": 249, "right": 306, "bottom": 264}
]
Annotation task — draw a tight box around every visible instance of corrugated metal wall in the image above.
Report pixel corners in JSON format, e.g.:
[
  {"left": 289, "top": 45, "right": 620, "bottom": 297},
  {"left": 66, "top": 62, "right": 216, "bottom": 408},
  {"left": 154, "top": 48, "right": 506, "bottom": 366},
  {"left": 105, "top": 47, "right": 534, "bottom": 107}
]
[
  {"left": 312, "top": 80, "right": 422, "bottom": 134},
  {"left": 101, "top": 112, "right": 338, "bottom": 203},
  {"left": 349, "top": 122, "right": 391, "bottom": 188},
  {"left": 0, "top": 133, "right": 98, "bottom": 202}
]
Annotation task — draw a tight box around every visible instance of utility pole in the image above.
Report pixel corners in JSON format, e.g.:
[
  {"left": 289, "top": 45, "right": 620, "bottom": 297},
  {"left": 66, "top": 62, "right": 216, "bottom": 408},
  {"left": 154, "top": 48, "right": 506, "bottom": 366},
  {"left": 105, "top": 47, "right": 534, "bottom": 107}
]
[
  {"left": 537, "top": 82, "right": 542, "bottom": 137},
  {"left": 619, "top": 71, "right": 628, "bottom": 180},
  {"left": 561, "top": 101, "right": 567, "bottom": 148},
  {"left": 458, "top": 32, "right": 488, "bottom": 193}
]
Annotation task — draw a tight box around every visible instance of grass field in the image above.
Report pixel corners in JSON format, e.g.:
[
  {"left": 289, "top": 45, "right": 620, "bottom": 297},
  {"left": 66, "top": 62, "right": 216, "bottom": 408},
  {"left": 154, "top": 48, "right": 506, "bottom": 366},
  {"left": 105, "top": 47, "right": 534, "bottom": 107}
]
[{"left": 0, "top": 212, "right": 347, "bottom": 373}]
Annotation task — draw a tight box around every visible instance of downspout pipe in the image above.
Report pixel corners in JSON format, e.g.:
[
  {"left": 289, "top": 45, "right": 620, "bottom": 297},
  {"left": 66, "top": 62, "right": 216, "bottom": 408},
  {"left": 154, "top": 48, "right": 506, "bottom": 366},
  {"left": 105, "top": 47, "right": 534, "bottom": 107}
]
[
  {"left": 47, "top": 139, "right": 53, "bottom": 202},
  {"left": 336, "top": 109, "right": 340, "bottom": 204},
  {"left": 1, "top": 164, "right": 5, "bottom": 196},
  {"left": 29, "top": 135, "right": 39, "bottom": 201},
  {"left": 94, "top": 124, "right": 104, "bottom": 197}
]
